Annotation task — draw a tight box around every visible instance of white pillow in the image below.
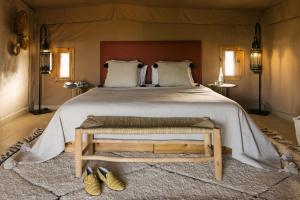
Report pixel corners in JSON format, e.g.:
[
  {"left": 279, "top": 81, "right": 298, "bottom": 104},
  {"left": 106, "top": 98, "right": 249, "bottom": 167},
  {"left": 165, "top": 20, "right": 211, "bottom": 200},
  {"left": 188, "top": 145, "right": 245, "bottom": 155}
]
[
  {"left": 138, "top": 65, "right": 148, "bottom": 86},
  {"left": 152, "top": 66, "right": 159, "bottom": 85},
  {"left": 152, "top": 61, "right": 195, "bottom": 86},
  {"left": 106, "top": 60, "right": 147, "bottom": 86},
  {"left": 104, "top": 60, "right": 141, "bottom": 87}
]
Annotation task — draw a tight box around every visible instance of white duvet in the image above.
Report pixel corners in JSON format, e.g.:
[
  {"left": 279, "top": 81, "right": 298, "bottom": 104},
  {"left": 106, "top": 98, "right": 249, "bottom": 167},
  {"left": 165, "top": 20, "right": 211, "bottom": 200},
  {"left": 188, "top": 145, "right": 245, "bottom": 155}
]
[{"left": 23, "top": 86, "right": 280, "bottom": 169}]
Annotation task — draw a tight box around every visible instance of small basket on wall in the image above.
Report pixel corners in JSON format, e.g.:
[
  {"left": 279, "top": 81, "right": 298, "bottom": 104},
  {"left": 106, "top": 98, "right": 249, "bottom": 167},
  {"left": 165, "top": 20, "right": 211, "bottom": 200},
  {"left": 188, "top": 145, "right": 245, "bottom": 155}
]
[{"left": 12, "top": 10, "right": 29, "bottom": 56}]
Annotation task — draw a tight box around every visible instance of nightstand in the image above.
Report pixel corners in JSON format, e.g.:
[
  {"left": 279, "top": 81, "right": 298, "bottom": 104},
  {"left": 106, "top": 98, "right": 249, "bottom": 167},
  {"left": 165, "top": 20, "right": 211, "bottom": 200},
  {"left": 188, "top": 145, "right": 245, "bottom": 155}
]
[
  {"left": 207, "top": 83, "right": 236, "bottom": 97},
  {"left": 63, "top": 81, "right": 91, "bottom": 97}
]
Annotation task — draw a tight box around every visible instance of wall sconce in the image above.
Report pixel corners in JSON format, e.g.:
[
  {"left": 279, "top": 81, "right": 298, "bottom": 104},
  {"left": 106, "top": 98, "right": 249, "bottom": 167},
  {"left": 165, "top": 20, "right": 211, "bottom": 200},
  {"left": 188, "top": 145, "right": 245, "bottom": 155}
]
[{"left": 248, "top": 23, "right": 269, "bottom": 116}]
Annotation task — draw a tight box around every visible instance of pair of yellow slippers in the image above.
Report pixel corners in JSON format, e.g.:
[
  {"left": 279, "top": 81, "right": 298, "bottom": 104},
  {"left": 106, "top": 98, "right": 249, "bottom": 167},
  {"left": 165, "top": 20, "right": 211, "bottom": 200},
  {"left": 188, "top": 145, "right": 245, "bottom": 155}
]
[{"left": 83, "top": 166, "right": 125, "bottom": 196}]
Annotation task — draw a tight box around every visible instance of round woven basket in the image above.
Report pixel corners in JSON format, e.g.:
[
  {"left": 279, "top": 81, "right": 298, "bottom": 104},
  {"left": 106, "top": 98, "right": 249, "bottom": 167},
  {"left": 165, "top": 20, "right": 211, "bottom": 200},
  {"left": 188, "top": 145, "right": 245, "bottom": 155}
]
[{"left": 14, "top": 10, "right": 28, "bottom": 36}]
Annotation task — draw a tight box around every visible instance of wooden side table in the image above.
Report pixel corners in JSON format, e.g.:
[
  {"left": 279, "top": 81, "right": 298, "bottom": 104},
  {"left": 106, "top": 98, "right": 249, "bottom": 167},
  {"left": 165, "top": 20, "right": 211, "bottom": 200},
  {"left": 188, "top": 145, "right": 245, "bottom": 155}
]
[
  {"left": 63, "top": 82, "right": 91, "bottom": 97},
  {"left": 207, "top": 83, "right": 236, "bottom": 97}
]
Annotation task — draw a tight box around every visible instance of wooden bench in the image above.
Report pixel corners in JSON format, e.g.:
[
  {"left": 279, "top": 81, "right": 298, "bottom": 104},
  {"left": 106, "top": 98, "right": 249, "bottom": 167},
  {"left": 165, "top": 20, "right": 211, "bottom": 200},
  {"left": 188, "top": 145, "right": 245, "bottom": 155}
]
[{"left": 75, "top": 116, "right": 223, "bottom": 180}]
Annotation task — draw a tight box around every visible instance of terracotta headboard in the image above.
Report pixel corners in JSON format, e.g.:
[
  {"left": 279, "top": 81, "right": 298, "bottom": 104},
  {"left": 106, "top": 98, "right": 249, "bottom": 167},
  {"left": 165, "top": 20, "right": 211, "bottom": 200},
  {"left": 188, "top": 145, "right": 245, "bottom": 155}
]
[{"left": 100, "top": 41, "right": 202, "bottom": 85}]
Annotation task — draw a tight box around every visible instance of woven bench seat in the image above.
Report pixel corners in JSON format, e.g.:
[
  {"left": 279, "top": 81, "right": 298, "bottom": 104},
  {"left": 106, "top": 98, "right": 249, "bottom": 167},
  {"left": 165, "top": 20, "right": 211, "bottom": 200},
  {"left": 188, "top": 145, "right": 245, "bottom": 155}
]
[{"left": 75, "top": 116, "right": 222, "bottom": 180}]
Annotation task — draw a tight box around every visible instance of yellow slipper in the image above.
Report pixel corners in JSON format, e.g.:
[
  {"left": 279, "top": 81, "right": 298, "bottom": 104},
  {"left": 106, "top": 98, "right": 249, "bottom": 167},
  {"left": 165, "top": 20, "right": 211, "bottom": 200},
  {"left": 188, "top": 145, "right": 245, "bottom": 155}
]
[
  {"left": 83, "top": 167, "right": 101, "bottom": 196},
  {"left": 97, "top": 167, "right": 125, "bottom": 191}
]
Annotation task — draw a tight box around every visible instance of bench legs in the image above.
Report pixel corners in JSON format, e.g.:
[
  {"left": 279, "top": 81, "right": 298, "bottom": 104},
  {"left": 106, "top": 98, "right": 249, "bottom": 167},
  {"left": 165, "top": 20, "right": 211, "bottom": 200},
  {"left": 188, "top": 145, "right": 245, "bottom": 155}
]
[
  {"left": 204, "top": 134, "right": 212, "bottom": 156},
  {"left": 213, "top": 128, "right": 222, "bottom": 181},
  {"left": 74, "top": 128, "right": 222, "bottom": 180},
  {"left": 87, "top": 134, "right": 94, "bottom": 155},
  {"left": 75, "top": 129, "right": 83, "bottom": 178}
]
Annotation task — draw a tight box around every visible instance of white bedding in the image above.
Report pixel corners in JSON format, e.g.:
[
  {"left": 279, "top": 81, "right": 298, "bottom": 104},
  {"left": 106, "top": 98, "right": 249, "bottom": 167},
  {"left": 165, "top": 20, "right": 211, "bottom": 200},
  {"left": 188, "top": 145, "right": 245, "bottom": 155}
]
[{"left": 22, "top": 86, "right": 280, "bottom": 169}]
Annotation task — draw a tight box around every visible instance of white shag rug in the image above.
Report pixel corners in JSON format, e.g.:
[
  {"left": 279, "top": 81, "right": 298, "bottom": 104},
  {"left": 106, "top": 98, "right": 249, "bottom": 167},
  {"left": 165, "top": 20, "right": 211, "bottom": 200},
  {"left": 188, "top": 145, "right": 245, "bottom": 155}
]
[
  {"left": 1, "top": 128, "right": 300, "bottom": 199},
  {"left": 1, "top": 152, "right": 300, "bottom": 200}
]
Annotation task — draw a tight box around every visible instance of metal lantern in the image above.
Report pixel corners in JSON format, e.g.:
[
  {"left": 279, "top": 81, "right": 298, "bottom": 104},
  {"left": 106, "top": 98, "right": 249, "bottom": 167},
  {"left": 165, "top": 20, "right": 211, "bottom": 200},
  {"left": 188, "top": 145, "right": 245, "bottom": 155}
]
[
  {"left": 250, "top": 23, "right": 262, "bottom": 73},
  {"left": 40, "top": 51, "right": 51, "bottom": 74},
  {"left": 248, "top": 22, "right": 269, "bottom": 116},
  {"left": 31, "top": 24, "right": 52, "bottom": 115},
  {"left": 40, "top": 25, "right": 51, "bottom": 74},
  {"left": 250, "top": 48, "right": 262, "bottom": 73}
]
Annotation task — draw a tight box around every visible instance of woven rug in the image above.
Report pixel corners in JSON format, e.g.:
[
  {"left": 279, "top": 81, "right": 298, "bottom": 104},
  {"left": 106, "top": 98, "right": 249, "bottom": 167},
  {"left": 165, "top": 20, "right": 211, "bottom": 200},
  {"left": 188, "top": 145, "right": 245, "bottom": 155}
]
[
  {"left": 0, "top": 152, "right": 300, "bottom": 199},
  {"left": 262, "top": 128, "right": 300, "bottom": 168},
  {"left": 0, "top": 129, "right": 300, "bottom": 199},
  {"left": 0, "top": 128, "right": 43, "bottom": 165},
  {"left": 1, "top": 127, "right": 299, "bottom": 167}
]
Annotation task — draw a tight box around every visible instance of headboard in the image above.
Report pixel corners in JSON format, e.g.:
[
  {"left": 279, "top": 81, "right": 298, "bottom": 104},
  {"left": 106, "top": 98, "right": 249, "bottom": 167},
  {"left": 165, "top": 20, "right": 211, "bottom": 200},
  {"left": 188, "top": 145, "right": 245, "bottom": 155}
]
[{"left": 100, "top": 41, "right": 202, "bottom": 85}]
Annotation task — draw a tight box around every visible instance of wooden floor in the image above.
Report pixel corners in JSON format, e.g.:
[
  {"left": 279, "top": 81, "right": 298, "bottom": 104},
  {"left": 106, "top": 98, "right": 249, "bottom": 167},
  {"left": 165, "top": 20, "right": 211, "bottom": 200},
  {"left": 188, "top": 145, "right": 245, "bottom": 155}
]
[
  {"left": 251, "top": 114, "right": 297, "bottom": 144},
  {"left": 0, "top": 112, "right": 53, "bottom": 154},
  {"left": 0, "top": 112, "right": 297, "bottom": 155}
]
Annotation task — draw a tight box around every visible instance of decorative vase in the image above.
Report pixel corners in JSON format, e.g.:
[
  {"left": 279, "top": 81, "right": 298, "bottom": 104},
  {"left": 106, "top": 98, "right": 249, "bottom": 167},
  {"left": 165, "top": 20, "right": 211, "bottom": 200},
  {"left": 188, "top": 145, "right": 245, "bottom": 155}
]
[{"left": 217, "top": 67, "right": 224, "bottom": 85}]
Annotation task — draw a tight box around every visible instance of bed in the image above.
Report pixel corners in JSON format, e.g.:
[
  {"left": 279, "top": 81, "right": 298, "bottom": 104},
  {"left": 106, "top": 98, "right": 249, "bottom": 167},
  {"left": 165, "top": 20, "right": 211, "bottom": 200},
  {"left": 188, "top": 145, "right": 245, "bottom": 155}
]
[{"left": 23, "top": 41, "right": 280, "bottom": 169}]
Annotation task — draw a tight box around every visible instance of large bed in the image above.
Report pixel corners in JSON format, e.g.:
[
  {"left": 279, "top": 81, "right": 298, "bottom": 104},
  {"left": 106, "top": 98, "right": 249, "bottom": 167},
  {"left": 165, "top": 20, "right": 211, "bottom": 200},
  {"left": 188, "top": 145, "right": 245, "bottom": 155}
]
[
  {"left": 29, "top": 86, "right": 280, "bottom": 168},
  {"left": 24, "top": 41, "right": 280, "bottom": 169}
]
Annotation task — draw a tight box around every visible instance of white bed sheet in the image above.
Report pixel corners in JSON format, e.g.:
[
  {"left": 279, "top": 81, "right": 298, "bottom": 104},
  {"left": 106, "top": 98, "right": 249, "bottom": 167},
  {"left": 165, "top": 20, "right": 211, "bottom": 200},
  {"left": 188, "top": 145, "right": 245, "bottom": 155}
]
[{"left": 21, "top": 86, "right": 280, "bottom": 169}]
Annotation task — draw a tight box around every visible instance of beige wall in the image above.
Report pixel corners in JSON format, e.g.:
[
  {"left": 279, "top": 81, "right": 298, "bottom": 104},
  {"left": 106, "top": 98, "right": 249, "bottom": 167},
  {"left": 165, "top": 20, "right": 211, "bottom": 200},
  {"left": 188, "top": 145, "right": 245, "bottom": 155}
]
[
  {"left": 262, "top": 0, "right": 300, "bottom": 117},
  {"left": 0, "top": 0, "right": 32, "bottom": 121},
  {"left": 0, "top": 2, "right": 296, "bottom": 122},
  {"left": 34, "top": 4, "right": 261, "bottom": 108}
]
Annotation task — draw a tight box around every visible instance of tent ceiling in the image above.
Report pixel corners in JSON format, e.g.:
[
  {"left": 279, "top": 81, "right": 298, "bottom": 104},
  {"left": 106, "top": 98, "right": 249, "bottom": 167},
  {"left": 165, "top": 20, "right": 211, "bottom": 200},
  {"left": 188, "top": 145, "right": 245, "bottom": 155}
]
[{"left": 23, "top": 0, "right": 282, "bottom": 10}]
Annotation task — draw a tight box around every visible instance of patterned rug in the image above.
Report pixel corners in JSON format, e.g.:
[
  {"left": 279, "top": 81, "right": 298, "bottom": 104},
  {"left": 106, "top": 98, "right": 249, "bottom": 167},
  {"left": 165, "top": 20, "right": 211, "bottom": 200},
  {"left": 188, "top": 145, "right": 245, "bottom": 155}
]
[
  {"left": 0, "top": 152, "right": 300, "bottom": 199},
  {"left": 262, "top": 128, "right": 300, "bottom": 168},
  {"left": 1, "top": 127, "right": 300, "bottom": 167},
  {"left": 0, "top": 128, "right": 43, "bottom": 165},
  {"left": 0, "top": 129, "right": 300, "bottom": 199}
]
